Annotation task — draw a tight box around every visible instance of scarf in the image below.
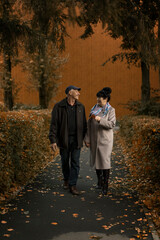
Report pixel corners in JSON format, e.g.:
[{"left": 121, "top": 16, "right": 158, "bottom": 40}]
[{"left": 89, "top": 102, "right": 111, "bottom": 118}]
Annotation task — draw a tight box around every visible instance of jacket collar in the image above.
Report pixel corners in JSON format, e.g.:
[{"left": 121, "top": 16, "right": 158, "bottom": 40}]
[{"left": 59, "top": 98, "right": 81, "bottom": 107}]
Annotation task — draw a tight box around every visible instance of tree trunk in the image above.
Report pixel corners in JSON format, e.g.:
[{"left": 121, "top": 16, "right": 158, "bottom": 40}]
[
  {"left": 3, "top": 53, "right": 13, "bottom": 110},
  {"left": 141, "top": 61, "right": 150, "bottom": 107},
  {"left": 38, "top": 39, "right": 49, "bottom": 109},
  {"left": 39, "top": 81, "right": 48, "bottom": 109},
  {"left": 158, "top": 15, "right": 160, "bottom": 88},
  {"left": 38, "top": 55, "right": 48, "bottom": 109}
]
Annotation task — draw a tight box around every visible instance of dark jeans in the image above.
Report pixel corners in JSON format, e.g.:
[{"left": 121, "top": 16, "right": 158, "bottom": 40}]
[{"left": 60, "top": 137, "right": 80, "bottom": 186}]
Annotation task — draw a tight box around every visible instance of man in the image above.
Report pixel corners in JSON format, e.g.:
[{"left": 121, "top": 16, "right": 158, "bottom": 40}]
[{"left": 49, "top": 85, "right": 87, "bottom": 195}]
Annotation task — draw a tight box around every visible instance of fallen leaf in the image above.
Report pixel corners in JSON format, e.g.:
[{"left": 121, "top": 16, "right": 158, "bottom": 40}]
[
  {"left": 102, "top": 225, "right": 108, "bottom": 230},
  {"left": 96, "top": 217, "right": 104, "bottom": 221},
  {"left": 3, "top": 234, "right": 10, "bottom": 237},
  {"left": 51, "top": 222, "right": 58, "bottom": 225},
  {"left": 60, "top": 194, "right": 64, "bottom": 197},
  {"left": 1, "top": 220, "right": 7, "bottom": 224},
  {"left": 89, "top": 235, "right": 102, "bottom": 239},
  {"left": 72, "top": 213, "right": 79, "bottom": 218},
  {"left": 86, "top": 176, "right": 91, "bottom": 179},
  {"left": 61, "top": 210, "right": 66, "bottom": 213}
]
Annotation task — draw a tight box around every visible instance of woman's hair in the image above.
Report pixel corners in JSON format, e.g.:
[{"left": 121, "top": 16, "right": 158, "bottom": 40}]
[{"left": 96, "top": 87, "right": 112, "bottom": 102}]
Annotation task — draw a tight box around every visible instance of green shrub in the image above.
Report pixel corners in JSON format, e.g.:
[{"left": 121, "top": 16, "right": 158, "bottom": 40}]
[
  {"left": 124, "top": 89, "right": 160, "bottom": 117},
  {"left": 0, "top": 110, "right": 53, "bottom": 194}
]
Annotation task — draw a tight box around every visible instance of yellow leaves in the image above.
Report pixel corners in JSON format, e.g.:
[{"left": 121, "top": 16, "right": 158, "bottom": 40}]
[
  {"left": 86, "top": 176, "right": 92, "bottom": 180},
  {"left": 81, "top": 197, "right": 85, "bottom": 201},
  {"left": 61, "top": 210, "right": 66, "bottom": 213},
  {"left": 3, "top": 234, "right": 10, "bottom": 237},
  {"left": 72, "top": 213, "right": 79, "bottom": 218},
  {"left": 1, "top": 220, "right": 7, "bottom": 224},
  {"left": 89, "top": 235, "right": 102, "bottom": 240},
  {"left": 51, "top": 222, "right": 58, "bottom": 225},
  {"left": 95, "top": 213, "right": 104, "bottom": 221},
  {"left": 102, "top": 225, "right": 108, "bottom": 230},
  {"left": 96, "top": 217, "right": 104, "bottom": 221},
  {"left": 53, "top": 192, "right": 59, "bottom": 195}
]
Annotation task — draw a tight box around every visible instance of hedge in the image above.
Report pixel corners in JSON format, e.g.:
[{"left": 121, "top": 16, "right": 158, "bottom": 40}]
[
  {"left": 0, "top": 110, "right": 53, "bottom": 194},
  {"left": 119, "top": 115, "right": 160, "bottom": 234},
  {"left": 120, "top": 115, "right": 160, "bottom": 185}
]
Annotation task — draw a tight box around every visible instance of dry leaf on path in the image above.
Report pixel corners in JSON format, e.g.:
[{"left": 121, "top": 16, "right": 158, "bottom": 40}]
[
  {"left": 1, "top": 220, "right": 7, "bottom": 224},
  {"left": 51, "top": 222, "right": 58, "bottom": 225},
  {"left": 72, "top": 213, "right": 79, "bottom": 218}
]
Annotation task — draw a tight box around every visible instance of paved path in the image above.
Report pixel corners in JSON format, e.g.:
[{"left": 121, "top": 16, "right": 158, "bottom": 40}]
[{"left": 0, "top": 132, "right": 156, "bottom": 240}]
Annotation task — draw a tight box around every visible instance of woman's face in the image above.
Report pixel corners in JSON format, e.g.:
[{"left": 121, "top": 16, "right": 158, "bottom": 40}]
[{"left": 97, "top": 97, "right": 107, "bottom": 107}]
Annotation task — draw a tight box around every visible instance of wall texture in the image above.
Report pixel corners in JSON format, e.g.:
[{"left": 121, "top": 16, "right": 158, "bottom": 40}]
[{"left": 0, "top": 24, "right": 159, "bottom": 118}]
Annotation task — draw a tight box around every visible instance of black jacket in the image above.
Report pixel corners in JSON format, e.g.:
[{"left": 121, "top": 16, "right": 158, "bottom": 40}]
[{"left": 49, "top": 98, "right": 87, "bottom": 149}]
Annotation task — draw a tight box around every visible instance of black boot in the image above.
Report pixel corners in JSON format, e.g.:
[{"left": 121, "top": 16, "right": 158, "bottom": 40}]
[
  {"left": 96, "top": 169, "right": 103, "bottom": 189},
  {"left": 102, "top": 181, "right": 108, "bottom": 195},
  {"left": 102, "top": 169, "right": 110, "bottom": 195}
]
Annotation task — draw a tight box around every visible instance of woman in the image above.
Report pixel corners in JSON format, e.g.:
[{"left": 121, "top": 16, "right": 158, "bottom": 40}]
[{"left": 85, "top": 87, "right": 116, "bottom": 195}]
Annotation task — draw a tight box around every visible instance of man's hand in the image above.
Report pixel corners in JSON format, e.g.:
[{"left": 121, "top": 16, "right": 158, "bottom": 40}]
[{"left": 51, "top": 143, "right": 57, "bottom": 152}]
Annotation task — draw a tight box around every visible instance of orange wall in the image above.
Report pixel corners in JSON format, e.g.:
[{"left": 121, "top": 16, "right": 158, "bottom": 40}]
[
  {"left": 0, "top": 24, "right": 159, "bottom": 118},
  {"left": 49, "top": 24, "right": 159, "bottom": 118}
]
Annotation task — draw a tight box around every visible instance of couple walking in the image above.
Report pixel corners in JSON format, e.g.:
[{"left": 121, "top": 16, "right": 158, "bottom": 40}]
[{"left": 49, "top": 85, "right": 116, "bottom": 196}]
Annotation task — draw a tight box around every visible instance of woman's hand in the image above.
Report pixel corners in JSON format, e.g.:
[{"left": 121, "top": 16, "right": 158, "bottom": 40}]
[
  {"left": 95, "top": 116, "right": 101, "bottom": 122},
  {"left": 85, "top": 142, "right": 90, "bottom": 148},
  {"left": 51, "top": 143, "right": 57, "bottom": 151}
]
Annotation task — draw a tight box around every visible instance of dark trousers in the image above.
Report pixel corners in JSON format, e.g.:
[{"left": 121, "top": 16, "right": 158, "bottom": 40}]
[
  {"left": 96, "top": 169, "right": 110, "bottom": 183},
  {"left": 60, "top": 137, "right": 80, "bottom": 186}
]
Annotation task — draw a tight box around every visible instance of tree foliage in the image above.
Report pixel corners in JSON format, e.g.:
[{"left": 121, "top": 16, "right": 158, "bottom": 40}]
[
  {"left": 21, "top": 0, "right": 71, "bottom": 108},
  {"left": 76, "top": 0, "right": 160, "bottom": 108},
  {"left": 0, "top": 0, "right": 76, "bottom": 109},
  {"left": 0, "top": 0, "right": 34, "bottom": 110}
]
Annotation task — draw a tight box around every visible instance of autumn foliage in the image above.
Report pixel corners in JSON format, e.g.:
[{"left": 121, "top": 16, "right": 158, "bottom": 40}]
[
  {"left": 119, "top": 115, "right": 160, "bottom": 234},
  {"left": 0, "top": 110, "right": 53, "bottom": 195}
]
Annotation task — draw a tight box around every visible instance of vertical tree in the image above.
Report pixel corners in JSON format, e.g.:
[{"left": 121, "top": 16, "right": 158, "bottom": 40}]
[
  {"left": 0, "top": 0, "right": 32, "bottom": 110},
  {"left": 23, "top": 44, "right": 68, "bottom": 108},
  {"left": 77, "top": 0, "right": 160, "bottom": 108},
  {"left": 22, "top": 0, "right": 74, "bottom": 108}
]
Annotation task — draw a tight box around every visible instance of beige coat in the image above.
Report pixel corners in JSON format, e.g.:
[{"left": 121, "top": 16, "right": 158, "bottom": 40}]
[{"left": 85, "top": 107, "right": 116, "bottom": 169}]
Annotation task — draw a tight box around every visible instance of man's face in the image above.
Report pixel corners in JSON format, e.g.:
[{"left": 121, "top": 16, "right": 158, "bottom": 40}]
[{"left": 69, "top": 89, "right": 80, "bottom": 100}]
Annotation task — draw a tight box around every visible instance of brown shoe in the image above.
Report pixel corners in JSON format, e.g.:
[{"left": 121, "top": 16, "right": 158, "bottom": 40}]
[
  {"left": 63, "top": 180, "right": 69, "bottom": 190},
  {"left": 69, "top": 185, "right": 80, "bottom": 195}
]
